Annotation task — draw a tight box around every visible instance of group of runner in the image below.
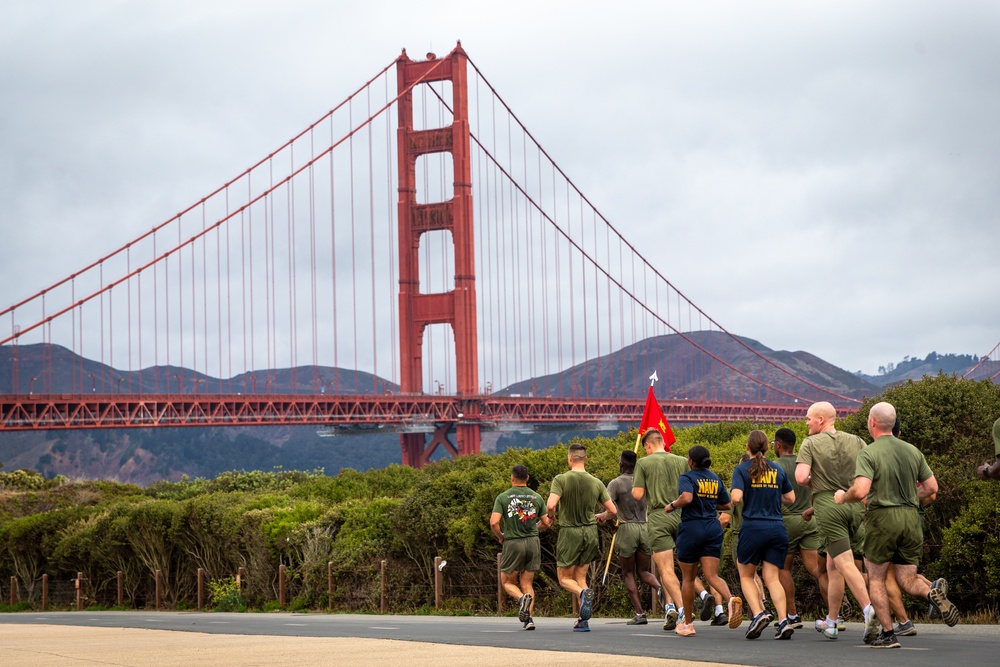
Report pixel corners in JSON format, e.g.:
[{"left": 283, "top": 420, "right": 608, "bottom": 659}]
[{"left": 488, "top": 401, "right": 988, "bottom": 647}]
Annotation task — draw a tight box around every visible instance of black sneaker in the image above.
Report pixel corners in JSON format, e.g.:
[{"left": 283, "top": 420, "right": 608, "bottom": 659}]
[
  {"left": 700, "top": 593, "right": 716, "bottom": 621},
  {"left": 871, "top": 630, "right": 901, "bottom": 648},
  {"left": 711, "top": 612, "right": 729, "bottom": 626},
  {"left": 745, "top": 610, "right": 772, "bottom": 640},
  {"left": 787, "top": 614, "right": 803, "bottom": 629},
  {"left": 518, "top": 593, "right": 532, "bottom": 623},
  {"left": 522, "top": 617, "right": 535, "bottom": 631},
  {"left": 627, "top": 612, "right": 648, "bottom": 625},
  {"left": 893, "top": 619, "right": 916, "bottom": 636},
  {"left": 774, "top": 618, "right": 794, "bottom": 640},
  {"left": 929, "top": 578, "right": 959, "bottom": 627},
  {"left": 579, "top": 588, "right": 594, "bottom": 621}
]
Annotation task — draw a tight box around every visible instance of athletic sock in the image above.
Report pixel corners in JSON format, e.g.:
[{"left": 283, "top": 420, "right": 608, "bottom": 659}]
[
  {"left": 700, "top": 590, "right": 708, "bottom": 601},
  {"left": 715, "top": 605, "right": 724, "bottom": 616}
]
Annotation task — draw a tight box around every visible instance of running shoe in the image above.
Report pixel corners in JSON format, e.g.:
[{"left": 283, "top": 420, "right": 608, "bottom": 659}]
[
  {"left": 745, "top": 610, "right": 771, "bottom": 640},
  {"left": 893, "top": 619, "right": 916, "bottom": 636},
  {"left": 522, "top": 617, "right": 535, "bottom": 631},
  {"left": 663, "top": 604, "right": 679, "bottom": 631},
  {"left": 700, "top": 593, "right": 716, "bottom": 621},
  {"left": 676, "top": 622, "right": 696, "bottom": 637},
  {"left": 657, "top": 587, "right": 666, "bottom": 610},
  {"left": 518, "top": 593, "right": 532, "bottom": 623},
  {"left": 822, "top": 617, "right": 838, "bottom": 640},
  {"left": 863, "top": 604, "right": 879, "bottom": 645},
  {"left": 572, "top": 619, "right": 590, "bottom": 632},
  {"left": 727, "top": 597, "right": 743, "bottom": 629},
  {"left": 870, "top": 630, "right": 901, "bottom": 649},
  {"left": 579, "top": 588, "right": 594, "bottom": 621},
  {"left": 774, "top": 618, "right": 794, "bottom": 640},
  {"left": 929, "top": 578, "right": 959, "bottom": 627},
  {"left": 627, "top": 612, "right": 648, "bottom": 625},
  {"left": 776, "top": 614, "right": 803, "bottom": 629},
  {"left": 711, "top": 612, "right": 729, "bottom": 626}
]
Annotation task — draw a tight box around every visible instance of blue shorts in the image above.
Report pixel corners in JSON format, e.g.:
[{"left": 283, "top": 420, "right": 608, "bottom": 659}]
[
  {"left": 736, "top": 519, "right": 789, "bottom": 568},
  {"left": 675, "top": 519, "right": 724, "bottom": 563}
]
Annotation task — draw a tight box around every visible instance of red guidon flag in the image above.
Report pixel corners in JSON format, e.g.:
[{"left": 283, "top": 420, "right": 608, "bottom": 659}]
[{"left": 638, "top": 385, "right": 676, "bottom": 450}]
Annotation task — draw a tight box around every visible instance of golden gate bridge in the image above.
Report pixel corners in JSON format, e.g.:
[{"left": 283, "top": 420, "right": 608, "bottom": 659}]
[{"left": 2, "top": 44, "right": 997, "bottom": 466}]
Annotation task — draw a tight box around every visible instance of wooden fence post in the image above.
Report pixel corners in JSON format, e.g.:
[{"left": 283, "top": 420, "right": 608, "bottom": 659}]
[
  {"left": 237, "top": 566, "right": 245, "bottom": 594},
  {"left": 117, "top": 570, "right": 123, "bottom": 608},
  {"left": 42, "top": 574, "right": 48, "bottom": 610},
  {"left": 379, "top": 560, "right": 387, "bottom": 614},
  {"left": 496, "top": 553, "right": 504, "bottom": 614},
  {"left": 197, "top": 568, "right": 204, "bottom": 611},
  {"left": 76, "top": 572, "right": 83, "bottom": 611},
  {"left": 433, "top": 556, "right": 443, "bottom": 610},
  {"left": 327, "top": 562, "right": 334, "bottom": 611},
  {"left": 155, "top": 569, "right": 162, "bottom": 611},
  {"left": 650, "top": 558, "right": 658, "bottom": 612},
  {"left": 9, "top": 576, "right": 16, "bottom": 605},
  {"left": 278, "top": 565, "right": 286, "bottom": 607}
]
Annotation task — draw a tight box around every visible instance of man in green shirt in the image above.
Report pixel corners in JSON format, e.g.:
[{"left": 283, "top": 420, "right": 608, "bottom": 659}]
[
  {"left": 773, "top": 427, "right": 827, "bottom": 630},
  {"left": 795, "top": 401, "right": 874, "bottom": 641},
  {"left": 547, "top": 443, "right": 617, "bottom": 632},
  {"left": 976, "top": 417, "right": 1000, "bottom": 480},
  {"left": 836, "top": 401, "right": 959, "bottom": 648},
  {"left": 631, "top": 428, "right": 689, "bottom": 630},
  {"left": 491, "top": 464, "right": 551, "bottom": 630}
]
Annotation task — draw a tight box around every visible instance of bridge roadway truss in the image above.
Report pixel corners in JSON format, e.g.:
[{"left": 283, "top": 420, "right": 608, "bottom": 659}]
[{"left": 0, "top": 394, "right": 851, "bottom": 434}]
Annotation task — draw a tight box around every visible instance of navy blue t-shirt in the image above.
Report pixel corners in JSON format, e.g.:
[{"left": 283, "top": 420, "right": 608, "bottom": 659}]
[
  {"left": 731, "top": 458, "right": 792, "bottom": 522},
  {"left": 678, "top": 468, "right": 729, "bottom": 521}
]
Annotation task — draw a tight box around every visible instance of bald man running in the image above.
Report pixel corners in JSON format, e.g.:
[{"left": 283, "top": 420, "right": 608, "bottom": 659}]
[
  {"left": 796, "top": 401, "right": 875, "bottom": 642},
  {"left": 836, "top": 402, "right": 959, "bottom": 648}
]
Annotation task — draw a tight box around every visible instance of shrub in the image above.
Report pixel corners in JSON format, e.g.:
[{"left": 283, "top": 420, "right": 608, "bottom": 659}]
[{"left": 207, "top": 576, "right": 246, "bottom": 612}]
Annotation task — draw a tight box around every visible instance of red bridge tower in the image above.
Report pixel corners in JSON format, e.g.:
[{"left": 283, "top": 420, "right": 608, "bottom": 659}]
[{"left": 396, "top": 45, "right": 481, "bottom": 467}]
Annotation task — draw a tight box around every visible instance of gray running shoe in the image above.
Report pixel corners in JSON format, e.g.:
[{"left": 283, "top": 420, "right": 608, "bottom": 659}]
[
  {"left": 863, "top": 604, "right": 880, "bottom": 645},
  {"left": 518, "top": 593, "right": 532, "bottom": 623},
  {"left": 893, "top": 620, "right": 916, "bottom": 636},
  {"left": 871, "top": 630, "right": 901, "bottom": 648},
  {"left": 579, "top": 588, "right": 594, "bottom": 621},
  {"left": 663, "top": 605, "right": 679, "bottom": 631},
  {"left": 929, "top": 578, "right": 959, "bottom": 627},
  {"left": 711, "top": 612, "right": 729, "bottom": 626},
  {"left": 627, "top": 612, "right": 648, "bottom": 625}
]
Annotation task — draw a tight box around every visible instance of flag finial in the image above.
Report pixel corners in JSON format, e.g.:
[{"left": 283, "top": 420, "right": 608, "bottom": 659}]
[{"left": 648, "top": 371, "right": 658, "bottom": 386}]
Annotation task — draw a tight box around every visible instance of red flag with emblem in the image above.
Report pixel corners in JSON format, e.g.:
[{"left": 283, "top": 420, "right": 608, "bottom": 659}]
[{"left": 638, "top": 385, "right": 676, "bottom": 450}]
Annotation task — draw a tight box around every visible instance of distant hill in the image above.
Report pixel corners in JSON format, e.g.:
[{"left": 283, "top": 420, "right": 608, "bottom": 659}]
[
  {"left": 853, "top": 352, "right": 982, "bottom": 386},
  {"left": 1, "top": 339, "right": 989, "bottom": 484}
]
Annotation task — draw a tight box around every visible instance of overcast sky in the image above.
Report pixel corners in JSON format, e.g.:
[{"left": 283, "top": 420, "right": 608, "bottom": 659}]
[{"left": 2, "top": 1, "right": 998, "bottom": 376}]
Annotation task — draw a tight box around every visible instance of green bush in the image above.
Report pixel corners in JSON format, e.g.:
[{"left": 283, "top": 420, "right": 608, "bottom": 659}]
[{"left": 207, "top": 576, "right": 246, "bottom": 612}]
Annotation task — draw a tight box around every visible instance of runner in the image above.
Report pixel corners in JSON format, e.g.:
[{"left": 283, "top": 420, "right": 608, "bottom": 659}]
[
  {"left": 835, "top": 401, "right": 960, "bottom": 648},
  {"left": 730, "top": 430, "right": 796, "bottom": 640},
  {"left": 976, "top": 417, "right": 1000, "bottom": 481},
  {"left": 632, "top": 429, "right": 689, "bottom": 631},
  {"left": 490, "top": 464, "right": 551, "bottom": 630},
  {"left": 547, "top": 443, "right": 617, "bottom": 632},
  {"left": 606, "top": 450, "right": 661, "bottom": 625},
  {"left": 666, "top": 445, "right": 742, "bottom": 637}
]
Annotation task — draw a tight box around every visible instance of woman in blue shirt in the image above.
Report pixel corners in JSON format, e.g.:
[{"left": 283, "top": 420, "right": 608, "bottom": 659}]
[
  {"left": 731, "top": 430, "right": 795, "bottom": 640},
  {"left": 667, "top": 445, "right": 742, "bottom": 637}
]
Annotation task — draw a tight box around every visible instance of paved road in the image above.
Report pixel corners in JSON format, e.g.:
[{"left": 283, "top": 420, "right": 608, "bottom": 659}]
[{"left": 0, "top": 612, "right": 995, "bottom": 667}]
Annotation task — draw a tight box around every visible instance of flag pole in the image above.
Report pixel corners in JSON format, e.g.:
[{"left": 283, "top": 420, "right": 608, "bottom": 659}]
[{"left": 601, "top": 372, "right": 658, "bottom": 585}]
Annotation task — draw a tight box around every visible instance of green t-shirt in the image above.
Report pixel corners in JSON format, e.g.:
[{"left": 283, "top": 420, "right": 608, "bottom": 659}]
[
  {"left": 993, "top": 417, "right": 1000, "bottom": 457},
  {"left": 550, "top": 470, "right": 611, "bottom": 528},
  {"left": 632, "top": 451, "right": 688, "bottom": 510},
  {"left": 607, "top": 472, "right": 645, "bottom": 523},
  {"left": 796, "top": 431, "right": 866, "bottom": 494},
  {"left": 776, "top": 454, "right": 812, "bottom": 515},
  {"left": 492, "top": 486, "right": 546, "bottom": 539},
  {"left": 855, "top": 435, "right": 932, "bottom": 510}
]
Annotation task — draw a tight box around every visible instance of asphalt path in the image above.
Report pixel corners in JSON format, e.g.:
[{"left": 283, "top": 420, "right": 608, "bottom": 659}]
[{"left": 0, "top": 611, "right": 995, "bottom": 667}]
